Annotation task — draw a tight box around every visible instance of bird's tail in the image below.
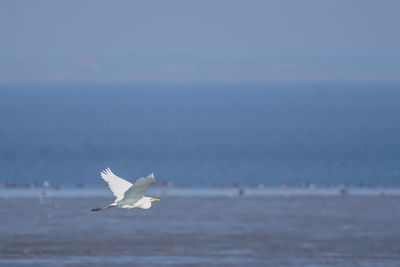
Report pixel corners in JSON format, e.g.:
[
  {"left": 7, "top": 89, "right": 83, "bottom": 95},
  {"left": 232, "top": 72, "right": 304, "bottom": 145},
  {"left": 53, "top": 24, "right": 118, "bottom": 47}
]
[{"left": 90, "top": 205, "right": 115, "bottom": 212}]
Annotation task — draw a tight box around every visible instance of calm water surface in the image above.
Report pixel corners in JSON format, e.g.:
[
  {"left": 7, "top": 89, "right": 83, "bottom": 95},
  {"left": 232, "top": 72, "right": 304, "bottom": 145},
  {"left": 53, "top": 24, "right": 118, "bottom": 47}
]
[{"left": 0, "top": 83, "right": 399, "bottom": 186}]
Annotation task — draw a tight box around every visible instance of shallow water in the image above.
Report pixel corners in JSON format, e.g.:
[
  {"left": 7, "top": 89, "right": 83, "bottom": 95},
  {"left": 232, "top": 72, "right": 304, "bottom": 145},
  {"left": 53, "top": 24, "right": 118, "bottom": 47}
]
[{"left": 1, "top": 196, "right": 399, "bottom": 266}]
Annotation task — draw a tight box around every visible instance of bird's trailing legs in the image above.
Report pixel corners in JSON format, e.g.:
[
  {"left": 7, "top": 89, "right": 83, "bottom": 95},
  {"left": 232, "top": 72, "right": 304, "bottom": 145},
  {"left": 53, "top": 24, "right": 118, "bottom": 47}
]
[{"left": 90, "top": 205, "right": 116, "bottom": 212}]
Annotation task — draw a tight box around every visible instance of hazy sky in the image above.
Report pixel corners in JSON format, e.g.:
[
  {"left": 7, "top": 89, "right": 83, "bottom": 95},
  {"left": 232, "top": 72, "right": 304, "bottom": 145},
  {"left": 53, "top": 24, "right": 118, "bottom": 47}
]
[{"left": 1, "top": 0, "right": 399, "bottom": 83}]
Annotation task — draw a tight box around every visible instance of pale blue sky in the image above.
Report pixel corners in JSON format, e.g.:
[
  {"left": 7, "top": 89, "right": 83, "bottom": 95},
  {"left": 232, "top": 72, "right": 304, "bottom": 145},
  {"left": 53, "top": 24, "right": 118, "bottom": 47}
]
[{"left": 0, "top": 0, "right": 399, "bottom": 83}]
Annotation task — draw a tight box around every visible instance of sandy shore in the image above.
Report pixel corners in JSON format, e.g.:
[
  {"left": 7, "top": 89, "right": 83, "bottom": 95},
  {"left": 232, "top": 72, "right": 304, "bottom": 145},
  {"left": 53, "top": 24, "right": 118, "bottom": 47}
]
[{"left": 1, "top": 196, "right": 399, "bottom": 267}]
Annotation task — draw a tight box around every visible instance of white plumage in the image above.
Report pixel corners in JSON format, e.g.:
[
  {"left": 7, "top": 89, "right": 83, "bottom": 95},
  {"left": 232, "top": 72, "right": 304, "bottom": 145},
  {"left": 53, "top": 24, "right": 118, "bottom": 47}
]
[
  {"left": 100, "top": 168, "right": 133, "bottom": 202},
  {"left": 91, "top": 168, "right": 160, "bottom": 211}
]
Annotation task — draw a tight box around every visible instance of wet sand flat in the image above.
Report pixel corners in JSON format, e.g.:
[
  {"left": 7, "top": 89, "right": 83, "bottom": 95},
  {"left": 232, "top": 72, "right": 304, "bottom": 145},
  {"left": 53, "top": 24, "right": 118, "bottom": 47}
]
[{"left": 0, "top": 196, "right": 400, "bottom": 267}]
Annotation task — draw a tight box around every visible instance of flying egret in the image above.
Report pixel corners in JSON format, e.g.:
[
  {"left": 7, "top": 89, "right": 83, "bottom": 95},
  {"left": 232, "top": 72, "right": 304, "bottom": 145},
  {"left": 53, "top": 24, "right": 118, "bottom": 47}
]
[{"left": 91, "top": 168, "right": 160, "bottom": 211}]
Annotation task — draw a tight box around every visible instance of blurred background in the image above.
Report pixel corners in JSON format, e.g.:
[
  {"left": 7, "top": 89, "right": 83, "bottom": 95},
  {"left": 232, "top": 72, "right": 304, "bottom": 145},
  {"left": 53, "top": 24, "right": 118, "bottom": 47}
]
[
  {"left": 1, "top": 1, "right": 400, "bottom": 267},
  {"left": 0, "top": 0, "right": 399, "bottom": 188}
]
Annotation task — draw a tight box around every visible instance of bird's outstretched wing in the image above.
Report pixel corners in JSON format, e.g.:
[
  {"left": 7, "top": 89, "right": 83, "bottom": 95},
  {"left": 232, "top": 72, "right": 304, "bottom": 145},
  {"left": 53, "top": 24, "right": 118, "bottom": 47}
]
[
  {"left": 119, "top": 173, "right": 156, "bottom": 205},
  {"left": 100, "top": 168, "right": 133, "bottom": 202}
]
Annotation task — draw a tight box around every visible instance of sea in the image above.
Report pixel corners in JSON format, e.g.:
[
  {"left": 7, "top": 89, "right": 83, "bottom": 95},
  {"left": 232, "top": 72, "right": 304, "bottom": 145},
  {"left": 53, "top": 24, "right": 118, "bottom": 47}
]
[
  {"left": 1, "top": 83, "right": 400, "bottom": 267},
  {"left": 0, "top": 82, "right": 399, "bottom": 188}
]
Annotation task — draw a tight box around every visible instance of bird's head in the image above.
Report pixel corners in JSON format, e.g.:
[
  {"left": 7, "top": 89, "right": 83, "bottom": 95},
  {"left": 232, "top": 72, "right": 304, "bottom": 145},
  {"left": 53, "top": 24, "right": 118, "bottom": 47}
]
[{"left": 150, "top": 197, "right": 161, "bottom": 202}]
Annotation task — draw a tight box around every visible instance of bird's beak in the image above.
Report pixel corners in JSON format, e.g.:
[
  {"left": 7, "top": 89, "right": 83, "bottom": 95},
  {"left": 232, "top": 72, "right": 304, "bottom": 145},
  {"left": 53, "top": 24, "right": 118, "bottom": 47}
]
[{"left": 151, "top": 198, "right": 161, "bottom": 202}]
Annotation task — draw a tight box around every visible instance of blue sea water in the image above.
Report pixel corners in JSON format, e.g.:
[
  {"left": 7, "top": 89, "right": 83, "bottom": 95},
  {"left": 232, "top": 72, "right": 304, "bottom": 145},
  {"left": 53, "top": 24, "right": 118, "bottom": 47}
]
[{"left": 0, "top": 83, "right": 399, "bottom": 187}]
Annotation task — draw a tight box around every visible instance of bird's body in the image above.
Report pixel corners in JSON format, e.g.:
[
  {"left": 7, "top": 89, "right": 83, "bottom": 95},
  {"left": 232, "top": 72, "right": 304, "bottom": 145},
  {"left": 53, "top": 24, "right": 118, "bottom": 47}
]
[{"left": 91, "top": 168, "right": 160, "bottom": 211}]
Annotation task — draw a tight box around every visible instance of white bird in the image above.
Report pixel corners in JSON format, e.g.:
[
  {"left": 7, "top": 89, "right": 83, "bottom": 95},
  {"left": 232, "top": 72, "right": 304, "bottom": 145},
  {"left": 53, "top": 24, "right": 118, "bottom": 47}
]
[{"left": 91, "top": 168, "right": 160, "bottom": 211}]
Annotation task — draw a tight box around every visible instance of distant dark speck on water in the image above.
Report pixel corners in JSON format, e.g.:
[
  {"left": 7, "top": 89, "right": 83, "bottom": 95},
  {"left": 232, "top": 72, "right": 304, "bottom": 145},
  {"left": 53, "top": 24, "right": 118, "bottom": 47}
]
[{"left": 238, "top": 188, "right": 245, "bottom": 196}]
